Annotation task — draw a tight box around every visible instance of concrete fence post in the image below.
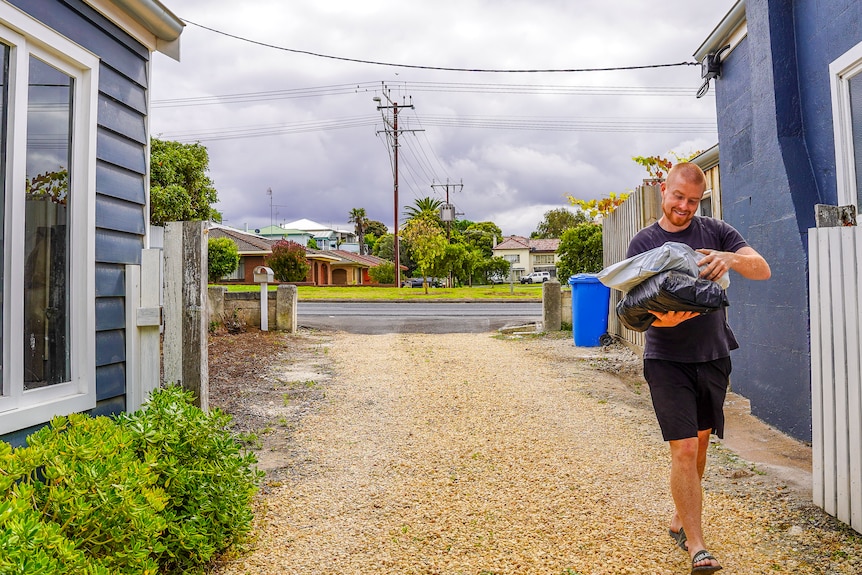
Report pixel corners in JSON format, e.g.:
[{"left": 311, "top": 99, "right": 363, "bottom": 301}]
[
  {"left": 561, "top": 285, "right": 572, "bottom": 327},
  {"left": 207, "top": 286, "right": 226, "bottom": 325},
  {"left": 163, "top": 221, "right": 209, "bottom": 410},
  {"left": 542, "top": 279, "right": 562, "bottom": 331},
  {"left": 277, "top": 284, "right": 298, "bottom": 333}
]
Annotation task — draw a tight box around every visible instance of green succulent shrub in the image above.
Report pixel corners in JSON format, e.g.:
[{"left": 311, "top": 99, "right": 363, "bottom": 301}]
[
  {"left": 0, "top": 385, "right": 262, "bottom": 574},
  {"left": 121, "top": 385, "right": 263, "bottom": 572},
  {"left": 1, "top": 413, "right": 166, "bottom": 574}
]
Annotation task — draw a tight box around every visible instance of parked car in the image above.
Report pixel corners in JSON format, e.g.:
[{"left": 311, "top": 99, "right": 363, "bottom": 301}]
[
  {"left": 403, "top": 277, "right": 440, "bottom": 288},
  {"left": 520, "top": 271, "right": 551, "bottom": 284},
  {"left": 488, "top": 273, "right": 508, "bottom": 284}
]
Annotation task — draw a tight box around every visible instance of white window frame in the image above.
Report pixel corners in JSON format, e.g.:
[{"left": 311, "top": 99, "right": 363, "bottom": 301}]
[
  {"left": 0, "top": 4, "right": 98, "bottom": 435},
  {"left": 830, "top": 41, "right": 862, "bottom": 208}
]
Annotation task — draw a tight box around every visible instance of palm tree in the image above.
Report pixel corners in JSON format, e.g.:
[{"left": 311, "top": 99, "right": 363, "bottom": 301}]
[
  {"left": 404, "top": 197, "right": 443, "bottom": 226},
  {"left": 348, "top": 207, "right": 368, "bottom": 255}
]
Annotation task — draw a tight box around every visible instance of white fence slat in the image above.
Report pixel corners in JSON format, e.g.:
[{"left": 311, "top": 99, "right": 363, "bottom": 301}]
[
  {"left": 124, "top": 263, "right": 143, "bottom": 411},
  {"left": 852, "top": 230, "right": 862, "bottom": 528},
  {"left": 810, "top": 229, "right": 825, "bottom": 509},
  {"left": 824, "top": 229, "right": 838, "bottom": 516},
  {"left": 833, "top": 230, "right": 851, "bottom": 523},
  {"left": 810, "top": 226, "right": 862, "bottom": 533}
]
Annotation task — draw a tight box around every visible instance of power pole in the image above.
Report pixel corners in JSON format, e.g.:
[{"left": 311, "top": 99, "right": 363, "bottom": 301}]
[
  {"left": 433, "top": 179, "right": 463, "bottom": 287},
  {"left": 432, "top": 179, "right": 463, "bottom": 243},
  {"left": 374, "top": 86, "right": 422, "bottom": 285}
]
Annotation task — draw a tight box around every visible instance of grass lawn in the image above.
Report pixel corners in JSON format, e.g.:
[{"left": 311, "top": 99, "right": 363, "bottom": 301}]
[{"left": 217, "top": 283, "right": 556, "bottom": 300}]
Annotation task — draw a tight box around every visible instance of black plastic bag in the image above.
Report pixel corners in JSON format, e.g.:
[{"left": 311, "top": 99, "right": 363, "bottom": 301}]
[{"left": 617, "top": 270, "right": 729, "bottom": 332}]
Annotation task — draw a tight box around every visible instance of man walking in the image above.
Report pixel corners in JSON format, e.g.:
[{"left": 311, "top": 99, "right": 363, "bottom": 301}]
[{"left": 626, "top": 163, "right": 770, "bottom": 573}]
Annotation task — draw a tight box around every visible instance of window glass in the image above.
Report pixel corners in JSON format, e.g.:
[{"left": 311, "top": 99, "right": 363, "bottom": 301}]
[
  {"left": 23, "top": 56, "right": 72, "bottom": 389},
  {"left": 700, "top": 197, "right": 713, "bottom": 218},
  {"left": 849, "top": 73, "right": 862, "bottom": 208},
  {"left": 227, "top": 257, "right": 246, "bottom": 280}
]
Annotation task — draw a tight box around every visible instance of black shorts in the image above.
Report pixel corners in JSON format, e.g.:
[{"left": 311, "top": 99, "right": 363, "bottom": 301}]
[{"left": 642, "top": 357, "right": 732, "bottom": 441}]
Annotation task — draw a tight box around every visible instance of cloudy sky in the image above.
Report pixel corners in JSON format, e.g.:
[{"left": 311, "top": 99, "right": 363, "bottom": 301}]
[{"left": 149, "top": 1, "right": 737, "bottom": 237}]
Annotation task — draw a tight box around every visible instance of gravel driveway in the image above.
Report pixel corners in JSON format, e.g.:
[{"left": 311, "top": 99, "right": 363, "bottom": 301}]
[{"left": 209, "top": 330, "right": 861, "bottom": 575}]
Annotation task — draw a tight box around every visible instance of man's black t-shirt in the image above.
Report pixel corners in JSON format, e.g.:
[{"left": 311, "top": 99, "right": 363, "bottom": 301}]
[{"left": 626, "top": 216, "right": 749, "bottom": 362}]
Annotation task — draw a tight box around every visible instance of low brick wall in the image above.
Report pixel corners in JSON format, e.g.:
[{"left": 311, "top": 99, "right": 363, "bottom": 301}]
[{"left": 208, "top": 285, "right": 297, "bottom": 332}]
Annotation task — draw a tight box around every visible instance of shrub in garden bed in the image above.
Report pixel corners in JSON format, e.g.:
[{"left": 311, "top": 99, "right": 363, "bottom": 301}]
[{"left": 0, "top": 385, "right": 263, "bottom": 574}]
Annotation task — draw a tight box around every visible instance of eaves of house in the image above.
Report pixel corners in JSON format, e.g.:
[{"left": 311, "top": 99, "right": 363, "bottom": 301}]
[
  {"left": 209, "top": 225, "right": 274, "bottom": 256},
  {"left": 493, "top": 236, "right": 560, "bottom": 253},
  {"left": 88, "top": 0, "right": 184, "bottom": 59}
]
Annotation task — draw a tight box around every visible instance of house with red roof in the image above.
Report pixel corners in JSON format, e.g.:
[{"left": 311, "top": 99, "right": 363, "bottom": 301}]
[
  {"left": 209, "top": 224, "right": 394, "bottom": 286},
  {"left": 491, "top": 236, "right": 560, "bottom": 282}
]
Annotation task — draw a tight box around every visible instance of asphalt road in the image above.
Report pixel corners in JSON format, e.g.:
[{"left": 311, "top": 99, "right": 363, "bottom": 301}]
[{"left": 297, "top": 301, "right": 542, "bottom": 334}]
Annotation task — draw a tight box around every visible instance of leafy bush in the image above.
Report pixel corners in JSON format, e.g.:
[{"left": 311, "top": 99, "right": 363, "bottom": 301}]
[
  {"left": 208, "top": 237, "right": 240, "bottom": 282},
  {"left": 266, "top": 240, "right": 310, "bottom": 282},
  {"left": 1, "top": 414, "right": 166, "bottom": 574},
  {"left": 121, "top": 386, "right": 263, "bottom": 572},
  {"left": 0, "top": 386, "right": 262, "bottom": 574},
  {"left": 368, "top": 260, "right": 396, "bottom": 284}
]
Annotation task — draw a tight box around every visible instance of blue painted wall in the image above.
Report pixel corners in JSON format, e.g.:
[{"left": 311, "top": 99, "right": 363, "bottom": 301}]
[
  {"left": 714, "top": 0, "right": 862, "bottom": 441},
  {"left": 2, "top": 0, "right": 150, "bottom": 445}
]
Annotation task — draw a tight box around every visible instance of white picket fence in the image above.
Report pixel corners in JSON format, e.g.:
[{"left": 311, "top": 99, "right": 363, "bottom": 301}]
[{"left": 809, "top": 226, "right": 862, "bottom": 532}]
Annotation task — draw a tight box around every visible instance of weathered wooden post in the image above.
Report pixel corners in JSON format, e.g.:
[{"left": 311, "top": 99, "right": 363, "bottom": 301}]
[{"left": 163, "top": 221, "right": 209, "bottom": 410}]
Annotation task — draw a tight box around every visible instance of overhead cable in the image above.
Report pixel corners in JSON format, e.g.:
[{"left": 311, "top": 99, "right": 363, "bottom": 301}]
[{"left": 182, "top": 19, "right": 698, "bottom": 74}]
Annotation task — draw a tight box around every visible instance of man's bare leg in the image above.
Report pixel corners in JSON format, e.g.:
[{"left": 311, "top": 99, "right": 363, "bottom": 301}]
[{"left": 669, "top": 429, "right": 720, "bottom": 568}]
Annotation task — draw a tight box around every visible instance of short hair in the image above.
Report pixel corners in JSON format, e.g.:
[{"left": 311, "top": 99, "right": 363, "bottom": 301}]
[{"left": 667, "top": 162, "right": 707, "bottom": 191}]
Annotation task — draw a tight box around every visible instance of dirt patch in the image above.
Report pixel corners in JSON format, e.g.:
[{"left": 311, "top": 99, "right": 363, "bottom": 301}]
[
  {"left": 208, "top": 328, "right": 332, "bottom": 484},
  {"left": 208, "top": 329, "right": 862, "bottom": 575}
]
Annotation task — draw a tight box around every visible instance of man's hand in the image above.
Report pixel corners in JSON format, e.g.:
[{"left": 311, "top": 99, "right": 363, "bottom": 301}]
[
  {"left": 695, "top": 249, "right": 734, "bottom": 282},
  {"left": 696, "top": 246, "right": 771, "bottom": 281},
  {"left": 649, "top": 310, "right": 700, "bottom": 327}
]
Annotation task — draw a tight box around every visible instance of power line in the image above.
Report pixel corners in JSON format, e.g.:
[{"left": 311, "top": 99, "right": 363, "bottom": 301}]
[
  {"left": 182, "top": 19, "right": 698, "bottom": 74},
  {"left": 151, "top": 80, "right": 710, "bottom": 109},
  {"left": 158, "top": 114, "right": 715, "bottom": 142}
]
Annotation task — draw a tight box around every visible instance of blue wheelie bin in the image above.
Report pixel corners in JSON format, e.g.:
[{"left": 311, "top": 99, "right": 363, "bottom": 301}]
[{"left": 568, "top": 274, "right": 611, "bottom": 347}]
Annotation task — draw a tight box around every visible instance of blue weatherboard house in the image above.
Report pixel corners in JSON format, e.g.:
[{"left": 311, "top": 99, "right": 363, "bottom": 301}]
[
  {"left": 0, "top": 0, "right": 182, "bottom": 445},
  {"left": 696, "top": 0, "right": 862, "bottom": 441}
]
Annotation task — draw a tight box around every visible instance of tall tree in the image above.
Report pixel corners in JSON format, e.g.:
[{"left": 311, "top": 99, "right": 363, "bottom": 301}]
[
  {"left": 401, "top": 218, "right": 446, "bottom": 293},
  {"left": 364, "top": 219, "right": 388, "bottom": 239},
  {"left": 404, "top": 197, "right": 443, "bottom": 226},
  {"left": 556, "top": 223, "right": 603, "bottom": 279},
  {"left": 461, "top": 221, "right": 503, "bottom": 257},
  {"left": 531, "top": 208, "right": 590, "bottom": 239},
  {"left": 348, "top": 207, "right": 369, "bottom": 255},
  {"left": 150, "top": 138, "right": 221, "bottom": 225},
  {"left": 363, "top": 219, "right": 388, "bottom": 255}
]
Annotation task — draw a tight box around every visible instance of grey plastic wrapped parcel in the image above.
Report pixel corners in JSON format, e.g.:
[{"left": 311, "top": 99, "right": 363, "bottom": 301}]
[
  {"left": 597, "top": 242, "right": 730, "bottom": 332},
  {"left": 597, "top": 241, "right": 729, "bottom": 292}
]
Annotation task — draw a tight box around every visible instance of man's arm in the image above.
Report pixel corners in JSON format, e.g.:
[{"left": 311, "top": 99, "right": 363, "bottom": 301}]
[
  {"left": 696, "top": 246, "right": 771, "bottom": 282},
  {"left": 649, "top": 247, "right": 769, "bottom": 328}
]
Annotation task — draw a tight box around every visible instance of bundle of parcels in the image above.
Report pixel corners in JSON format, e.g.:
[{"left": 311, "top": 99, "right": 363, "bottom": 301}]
[{"left": 597, "top": 242, "right": 730, "bottom": 332}]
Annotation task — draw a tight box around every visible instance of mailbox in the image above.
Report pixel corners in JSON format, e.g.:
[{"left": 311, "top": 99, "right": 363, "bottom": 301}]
[{"left": 253, "top": 266, "right": 274, "bottom": 283}]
